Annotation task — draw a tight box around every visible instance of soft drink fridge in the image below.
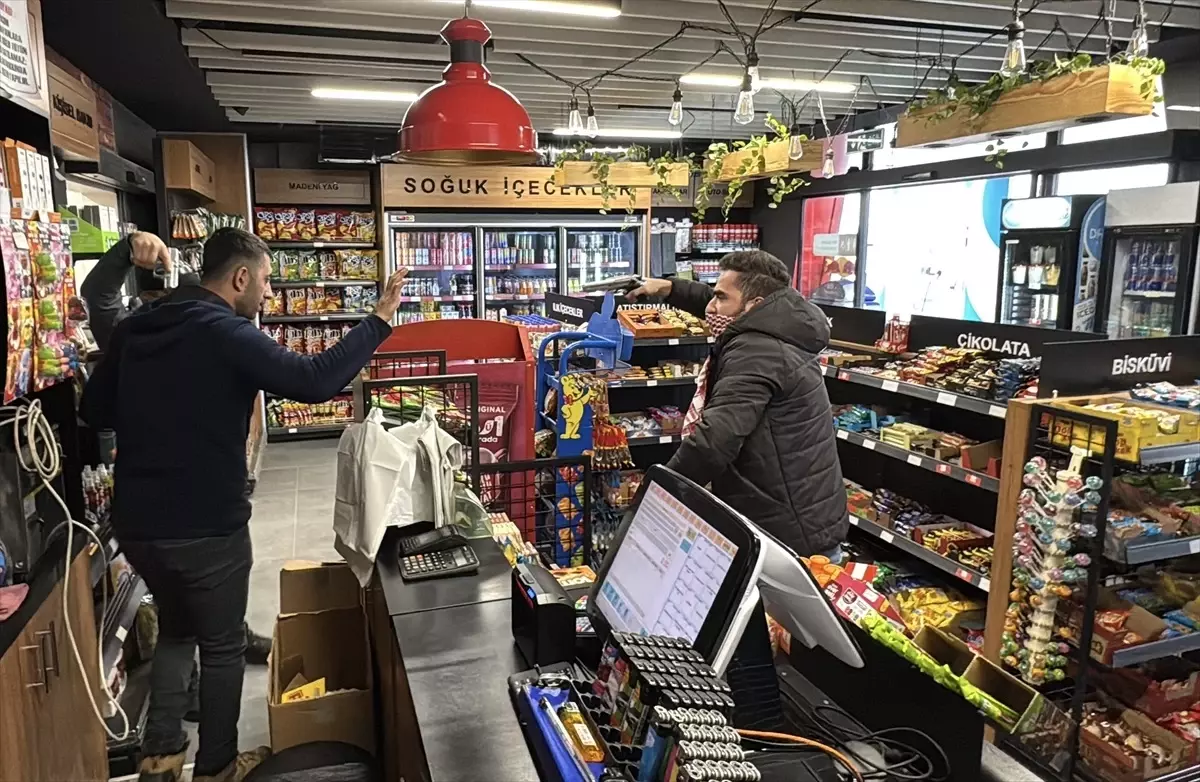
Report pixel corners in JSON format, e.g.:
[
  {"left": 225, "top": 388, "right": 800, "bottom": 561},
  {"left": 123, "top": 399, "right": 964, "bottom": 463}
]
[
  {"left": 995, "top": 195, "right": 1102, "bottom": 330},
  {"left": 1097, "top": 182, "right": 1200, "bottom": 339},
  {"left": 383, "top": 213, "right": 645, "bottom": 324}
]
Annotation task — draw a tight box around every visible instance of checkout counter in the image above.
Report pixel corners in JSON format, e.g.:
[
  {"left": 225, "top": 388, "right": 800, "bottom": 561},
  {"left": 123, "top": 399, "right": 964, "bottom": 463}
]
[{"left": 367, "top": 466, "right": 964, "bottom": 782}]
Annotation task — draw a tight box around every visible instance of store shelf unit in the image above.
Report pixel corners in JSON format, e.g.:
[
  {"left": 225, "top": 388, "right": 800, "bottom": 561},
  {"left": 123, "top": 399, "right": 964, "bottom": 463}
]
[
  {"left": 834, "top": 428, "right": 1000, "bottom": 491},
  {"left": 267, "top": 423, "right": 350, "bottom": 441},
  {"left": 819, "top": 363, "right": 1009, "bottom": 419},
  {"left": 266, "top": 241, "right": 375, "bottom": 249},
  {"left": 260, "top": 313, "right": 369, "bottom": 324},
  {"left": 847, "top": 514, "right": 991, "bottom": 592}
]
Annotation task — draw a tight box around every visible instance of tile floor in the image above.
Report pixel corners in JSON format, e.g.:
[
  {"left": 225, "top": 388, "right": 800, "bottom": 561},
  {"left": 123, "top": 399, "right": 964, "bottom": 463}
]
[{"left": 124, "top": 438, "right": 1039, "bottom": 781}]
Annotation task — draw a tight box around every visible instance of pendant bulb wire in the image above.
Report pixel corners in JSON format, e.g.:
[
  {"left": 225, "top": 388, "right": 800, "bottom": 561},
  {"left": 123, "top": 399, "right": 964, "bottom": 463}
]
[
  {"left": 567, "top": 96, "right": 583, "bottom": 134},
  {"left": 668, "top": 84, "right": 684, "bottom": 126},
  {"left": 585, "top": 103, "right": 599, "bottom": 137},
  {"left": 734, "top": 72, "right": 755, "bottom": 125},
  {"left": 1000, "top": 15, "right": 1027, "bottom": 76}
]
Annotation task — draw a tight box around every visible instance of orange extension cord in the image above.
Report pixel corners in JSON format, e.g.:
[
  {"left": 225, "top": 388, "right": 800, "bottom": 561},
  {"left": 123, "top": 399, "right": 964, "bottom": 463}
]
[{"left": 737, "top": 729, "right": 867, "bottom": 782}]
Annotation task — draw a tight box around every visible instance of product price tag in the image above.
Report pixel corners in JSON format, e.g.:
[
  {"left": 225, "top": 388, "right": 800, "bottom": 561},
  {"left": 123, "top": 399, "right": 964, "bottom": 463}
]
[
  {"left": 966, "top": 473, "right": 983, "bottom": 487},
  {"left": 706, "top": 337, "right": 715, "bottom": 343},
  {"left": 955, "top": 568, "right": 971, "bottom": 582},
  {"left": 288, "top": 428, "right": 298, "bottom": 434},
  {"left": 668, "top": 338, "right": 680, "bottom": 346},
  {"left": 906, "top": 454, "right": 922, "bottom": 466},
  {"left": 1189, "top": 539, "right": 1200, "bottom": 555},
  {"left": 936, "top": 391, "right": 957, "bottom": 407},
  {"left": 837, "top": 371, "right": 850, "bottom": 382},
  {"left": 879, "top": 530, "right": 895, "bottom": 544},
  {"left": 315, "top": 281, "right": 326, "bottom": 288},
  {"left": 319, "top": 316, "right": 329, "bottom": 322},
  {"left": 836, "top": 429, "right": 849, "bottom": 440},
  {"left": 658, "top": 435, "right": 674, "bottom": 444},
  {"left": 881, "top": 380, "right": 899, "bottom": 392},
  {"left": 862, "top": 439, "right": 877, "bottom": 451},
  {"left": 936, "top": 463, "right": 952, "bottom": 475},
  {"left": 988, "top": 405, "right": 1007, "bottom": 419},
  {"left": 646, "top": 380, "right": 658, "bottom": 387},
  {"left": 313, "top": 241, "right": 326, "bottom": 248},
  {"left": 847, "top": 515, "right": 859, "bottom": 526},
  {"left": 980, "top": 578, "right": 991, "bottom": 591}
]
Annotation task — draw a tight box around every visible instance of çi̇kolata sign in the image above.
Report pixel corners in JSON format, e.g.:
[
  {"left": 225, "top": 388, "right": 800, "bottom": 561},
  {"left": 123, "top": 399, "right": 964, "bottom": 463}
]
[
  {"left": 381, "top": 164, "right": 651, "bottom": 210},
  {"left": 907, "top": 315, "right": 1097, "bottom": 359}
]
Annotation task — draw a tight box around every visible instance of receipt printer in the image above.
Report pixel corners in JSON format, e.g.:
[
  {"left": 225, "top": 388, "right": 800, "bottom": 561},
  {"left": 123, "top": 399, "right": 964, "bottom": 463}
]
[{"left": 512, "top": 563, "right": 576, "bottom": 668}]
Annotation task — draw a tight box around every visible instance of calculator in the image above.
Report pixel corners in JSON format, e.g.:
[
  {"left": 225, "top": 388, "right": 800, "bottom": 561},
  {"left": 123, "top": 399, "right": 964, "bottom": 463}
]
[{"left": 399, "top": 544, "right": 480, "bottom": 582}]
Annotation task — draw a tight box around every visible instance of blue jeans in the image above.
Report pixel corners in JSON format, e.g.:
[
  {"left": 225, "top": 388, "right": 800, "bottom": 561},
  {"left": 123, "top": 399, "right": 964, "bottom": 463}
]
[{"left": 819, "top": 544, "right": 846, "bottom": 565}]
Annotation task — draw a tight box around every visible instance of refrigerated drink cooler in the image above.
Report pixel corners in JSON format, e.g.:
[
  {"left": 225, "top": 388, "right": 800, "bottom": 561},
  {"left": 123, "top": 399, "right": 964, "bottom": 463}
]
[
  {"left": 383, "top": 213, "right": 644, "bottom": 324},
  {"left": 1097, "top": 182, "right": 1200, "bottom": 339},
  {"left": 995, "top": 195, "right": 1102, "bottom": 330}
]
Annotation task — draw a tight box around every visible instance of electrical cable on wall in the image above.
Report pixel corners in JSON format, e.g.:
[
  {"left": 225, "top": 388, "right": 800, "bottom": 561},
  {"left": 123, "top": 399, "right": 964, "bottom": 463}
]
[{"left": 0, "top": 399, "right": 130, "bottom": 742}]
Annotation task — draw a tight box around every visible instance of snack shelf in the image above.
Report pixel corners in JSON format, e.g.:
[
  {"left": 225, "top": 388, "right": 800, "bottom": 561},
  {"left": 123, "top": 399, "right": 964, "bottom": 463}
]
[
  {"left": 683, "top": 245, "right": 760, "bottom": 255},
  {"left": 1137, "top": 441, "right": 1200, "bottom": 466},
  {"left": 607, "top": 376, "right": 698, "bottom": 389},
  {"left": 266, "top": 241, "right": 376, "bottom": 249},
  {"left": 261, "top": 313, "right": 370, "bottom": 324},
  {"left": 1109, "top": 534, "right": 1200, "bottom": 565},
  {"left": 835, "top": 427, "right": 1000, "bottom": 492},
  {"left": 269, "top": 279, "right": 375, "bottom": 288},
  {"left": 101, "top": 575, "right": 148, "bottom": 679},
  {"left": 819, "top": 364, "right": 1009, "bottom": 419},
  {"left": 568, "top": 263, "right": 631, "bottom": 269},
  {"left": 1109, "top": 630, "right": 1200, "bottom": 668},
  {"left": 268, "top": 423, "right": 351, "bottom": 440},
  {"left": 266, "top": 385, "right": 352, "bottom": 399},
  {"left": 490, "top": 293, "right": 546, "bottom": 301},
  {"left": 397, "top": 295, "right": 474, "bottom": 303},
  {"left": 627, "top": 433, "right": 683, "bottom": 447},
  {"left": 411, "top": 265, "right": 473, "bottom": 271},
  {"left": 485, "top": 263, "right": 556, "bottom": 271},
  {"left": 847, "top": 513, "right": 991, "bottom": 592},
  {"left": 631, "top": 335, "right": 716, "bottom": 347}
]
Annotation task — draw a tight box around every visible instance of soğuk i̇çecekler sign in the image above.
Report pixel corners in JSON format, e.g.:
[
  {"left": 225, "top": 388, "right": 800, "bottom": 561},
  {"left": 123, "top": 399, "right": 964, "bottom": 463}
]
[
  {"left": 381, "top": 164, "right": 652, "bottom": 210},
  {"left": 907, "top": 314, "right": 1098, "bottom": 358}
]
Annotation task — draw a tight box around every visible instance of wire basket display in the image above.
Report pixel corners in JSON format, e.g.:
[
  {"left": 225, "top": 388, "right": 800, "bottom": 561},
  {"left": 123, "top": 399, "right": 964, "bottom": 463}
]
[{"left": 477, "top": 456, "right": 594, "bottom": 567}]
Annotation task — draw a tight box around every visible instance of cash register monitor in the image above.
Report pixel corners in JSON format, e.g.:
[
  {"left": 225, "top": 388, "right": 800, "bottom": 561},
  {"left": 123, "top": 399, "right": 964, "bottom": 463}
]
[{"left": 587, "top": 465, "right": 862, "bottom": 674}]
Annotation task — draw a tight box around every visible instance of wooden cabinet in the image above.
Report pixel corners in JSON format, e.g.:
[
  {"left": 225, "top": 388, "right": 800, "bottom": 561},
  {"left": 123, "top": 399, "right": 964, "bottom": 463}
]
[
  {"left": 162, "top": 138, "right": 217, "bottom": 200},
  {"left": 0, "top": 552, "right": 107, "bottom": 782}
]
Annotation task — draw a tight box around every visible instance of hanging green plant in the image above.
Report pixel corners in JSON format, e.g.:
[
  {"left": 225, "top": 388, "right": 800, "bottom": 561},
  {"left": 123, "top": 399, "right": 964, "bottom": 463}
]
[
  {"left": 692, "top": 115, "right": 812, "bottom": 221},
  {"left": 552, "top": 142, "right": 691, "bottom": 214}
]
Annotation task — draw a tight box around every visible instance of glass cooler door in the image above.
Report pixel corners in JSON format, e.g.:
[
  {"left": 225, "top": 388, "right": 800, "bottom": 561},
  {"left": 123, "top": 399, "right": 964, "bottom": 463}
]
[
  {"left": 999, "top": 233, "right": 1070, "bottom": 328},
  {"left": 389, "top": 225, "right": 478, "bottom": 324},
  {"left": 565, "top": 226, "right": 639, "bottom": 295},
  {"left": 1106, "top": 231, "right": 1185, "bottom": 338},
  {"left": 481, "top": 227, "right": 559, "bottom": 320}
]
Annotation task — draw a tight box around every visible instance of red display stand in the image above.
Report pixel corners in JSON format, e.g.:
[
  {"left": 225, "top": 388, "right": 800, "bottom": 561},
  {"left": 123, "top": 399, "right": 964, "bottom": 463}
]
[{"left": 378, "top": 319, "right": 536, "bottom": 465}]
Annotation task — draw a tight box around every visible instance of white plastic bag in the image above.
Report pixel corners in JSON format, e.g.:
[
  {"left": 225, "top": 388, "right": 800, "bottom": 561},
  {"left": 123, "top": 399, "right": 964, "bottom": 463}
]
[{"left": 333, "top": 408, "right": 416, "bottom": 585}]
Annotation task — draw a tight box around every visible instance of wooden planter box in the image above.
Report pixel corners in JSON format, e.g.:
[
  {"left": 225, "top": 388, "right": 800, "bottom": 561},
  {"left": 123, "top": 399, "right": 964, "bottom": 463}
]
[
  {"left": 897, "top": 64, "right": 1156, "bottom": 148},
  {"left": 553, "top": 161, "right": 690, "bottom": 188},
  {"left": 715, "top": 138, "right": 825, "bottom": 182}
]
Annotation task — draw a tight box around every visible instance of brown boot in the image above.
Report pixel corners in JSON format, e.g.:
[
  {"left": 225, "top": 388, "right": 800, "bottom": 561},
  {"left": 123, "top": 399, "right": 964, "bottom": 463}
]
[
  {"left": 193, "top": 746, "right": 271, "bottom": 782},
  {"left": 137, "top": 750, "right": 187, "bottom": 782}
]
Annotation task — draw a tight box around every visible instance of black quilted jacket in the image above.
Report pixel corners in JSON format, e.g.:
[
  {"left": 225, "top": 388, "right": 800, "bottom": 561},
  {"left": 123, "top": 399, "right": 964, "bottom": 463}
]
[{"left": 665, "top": 280, "right": 848, "bottom": 556}]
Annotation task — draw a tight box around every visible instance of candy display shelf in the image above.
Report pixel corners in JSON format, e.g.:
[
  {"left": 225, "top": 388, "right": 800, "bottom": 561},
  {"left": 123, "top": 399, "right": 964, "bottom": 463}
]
[
  {"left": 1109, "top": 631, "right": 1200, "bottom": 668},
  {"left": 397, "top": 295, "right": 474, "bottom": 303},
  {"left": 820, "top": 364, "right": 1010, "bottom": 419},
  {"left": 261, "top": 313, "right": 369, "bottom": 324},
  {"left": 834, "top": 428, "right": 1001, "bottom": 492},
  {"left": 268, "top": 423, "right": 351, "bottom": 441},
  {"left": 631, "top": 335, "right": 716, "bottom": 347},
  {"left": 847, "top": 514, "right": 991, "bottom": 592},
  {"left": 628, "top": 433, "right": 684, "bottom": 447},
  {"left": 1109, "top": 534, "right": 1200, "bottom": 565},
  {"left": 101, "top": 574, "right": 149, "bottom": 679},
  {"left": 270, "top": 279, "right": 369, "bottom": 288},
  {"left": 266, "top": 240, "right": 375, "bottom": 249},
  {"left": 266, "top": 385, "right": 352, "bottom": 399},
  {"left": 1137, "top": 441, "right": 1200, "bottom": 466},
  {"left": 607, "top": 375, "right": 698, "bottom": 389}
]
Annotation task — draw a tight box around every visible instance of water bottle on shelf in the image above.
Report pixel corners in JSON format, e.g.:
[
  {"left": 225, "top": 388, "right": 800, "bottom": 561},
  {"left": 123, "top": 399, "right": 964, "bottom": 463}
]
[{"left": 1163, "top": 240, "right": 1178, "bottom": 292}]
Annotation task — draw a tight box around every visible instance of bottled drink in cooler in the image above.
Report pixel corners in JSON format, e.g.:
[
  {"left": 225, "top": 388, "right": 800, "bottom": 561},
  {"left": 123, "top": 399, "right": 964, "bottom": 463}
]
[{"left": 1164, "top": 240, "right": 1178, "bottom": 292}]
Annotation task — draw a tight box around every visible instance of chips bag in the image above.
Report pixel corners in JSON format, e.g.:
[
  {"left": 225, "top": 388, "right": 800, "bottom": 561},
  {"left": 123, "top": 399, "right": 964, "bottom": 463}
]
[
  {"left": 255, "top": 208, "right": 277, "bottom": 240},
  {"left": 275, "top": 208, "right": 299, "bottom": 240},
  {"left": 297, "top": 209, "right": 317, "bottom": 241}
]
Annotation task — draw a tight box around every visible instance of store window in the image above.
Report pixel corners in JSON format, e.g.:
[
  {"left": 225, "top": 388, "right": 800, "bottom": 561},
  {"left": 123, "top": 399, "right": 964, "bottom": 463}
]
[
  {"left": 1060, "top": 111, "right": 1167, "bottom": 144},
  {"left": 863, "top": 175, "right": 1032, "bottom": 320},
  {"left": 799, "top": 193, "right": 861, "bottom": 307},
  {"left": 1053, "top": 163, "right": 1171, "bottom": 196},
  {"left": 871, "top": 124, "right": 1047, "bottom": 169}
]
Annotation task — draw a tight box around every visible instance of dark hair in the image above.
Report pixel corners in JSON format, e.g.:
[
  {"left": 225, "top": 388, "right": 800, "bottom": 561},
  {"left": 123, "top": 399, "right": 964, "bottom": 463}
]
[
  {"left": 201, "top": 228, "right": 270, "bottom": 280},
  {"left": 719, "top": 250, "right": 790, "bottom": 300}
]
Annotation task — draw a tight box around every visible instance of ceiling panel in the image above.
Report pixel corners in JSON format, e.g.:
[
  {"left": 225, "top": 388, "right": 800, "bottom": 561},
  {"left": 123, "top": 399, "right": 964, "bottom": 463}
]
[{"left": 164, "top": 0, "right": 1200, "bottom": 141}]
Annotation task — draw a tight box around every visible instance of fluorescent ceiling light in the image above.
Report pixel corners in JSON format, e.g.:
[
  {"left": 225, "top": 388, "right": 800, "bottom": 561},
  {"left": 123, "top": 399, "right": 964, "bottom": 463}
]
[
  {"left": 311, "top": 87, "right": 418, "bottom": 102},
  {"left": 432, "top": 0, "right": 620, "bottom": 17},
  {"left": 552, "top": 128, "right": 682, "bottom": 139},
  {"left": 680, "top": 73, "right": 857, "bottom": 94},
  {"left": 1166, "top": 104, "right": 1200, "bottom": 112}
]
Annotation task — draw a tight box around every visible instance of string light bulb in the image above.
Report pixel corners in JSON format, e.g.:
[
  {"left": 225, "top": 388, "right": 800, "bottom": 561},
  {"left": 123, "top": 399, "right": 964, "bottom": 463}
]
[
  {"left": 1000, "top": 17, "right": 1027, "bottom": 77},
  {"left": 821, "top": 147, "right": 835, "bottom": 177},
  {"left": 1127, "top": 12, "right": 1149, "bottom": 57},
  {"left": 788, "top": 124, "right": 805, "bottom": 161},
  {"left": 668, "top": 84, "right": 684, "bottom": 126},
  {"left": 568, "top": 97, "right": 584, "bottom": 133},
  {"left": 585, "top": 104, "right": 599, "bottom": 137},
  {"left": 746, "top": 51, "right": 762, "bottom": 94},
  {"left": 733, "top": 72, "right": 755, "bottom": 125}
]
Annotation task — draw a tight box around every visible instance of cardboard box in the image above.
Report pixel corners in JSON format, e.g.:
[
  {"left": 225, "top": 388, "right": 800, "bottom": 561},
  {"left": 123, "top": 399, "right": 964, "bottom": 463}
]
[
  {"left": 824, "top": 571, "right": 907, "bottom": 634},
  {"left": 960, "top": 439, "right": 1003, "bottom": 477},
  {"left": 1099, "top": 664, "right": 1200, "bottom": 719},
  {"left": 1079, "top": 707, "right": 1191, "bottom": 782},
  {"left": 1067, "top": 588, "right": 1169, "bottom": 665},
  {"left": 268, "top": 561, "right": 374, "bottom": 755},
  {"left": 912, "top": 521, "right": 993, "bottom": 556}
]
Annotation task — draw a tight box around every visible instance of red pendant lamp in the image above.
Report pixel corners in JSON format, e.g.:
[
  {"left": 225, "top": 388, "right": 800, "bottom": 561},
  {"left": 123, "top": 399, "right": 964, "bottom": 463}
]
[{"left": 398, "top": 14, "right": 537, "bottom": 165}]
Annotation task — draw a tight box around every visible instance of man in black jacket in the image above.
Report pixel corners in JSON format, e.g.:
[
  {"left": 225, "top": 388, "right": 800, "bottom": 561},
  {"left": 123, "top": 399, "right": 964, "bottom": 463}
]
[
  {"left": 629, "top": 251, "right": 847, "bottom": 560},
  {"left": 82, "top": 228, "right": 406, "bottom": 782},
  {"left": 81, "top": 231, "right": 274, "bottom": 666}
]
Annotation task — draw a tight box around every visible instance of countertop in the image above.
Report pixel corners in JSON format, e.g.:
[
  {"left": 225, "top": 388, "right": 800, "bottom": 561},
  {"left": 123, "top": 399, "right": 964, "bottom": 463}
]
[{"left": 377, "top": 530, "right": 515, "bottom": 617}]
